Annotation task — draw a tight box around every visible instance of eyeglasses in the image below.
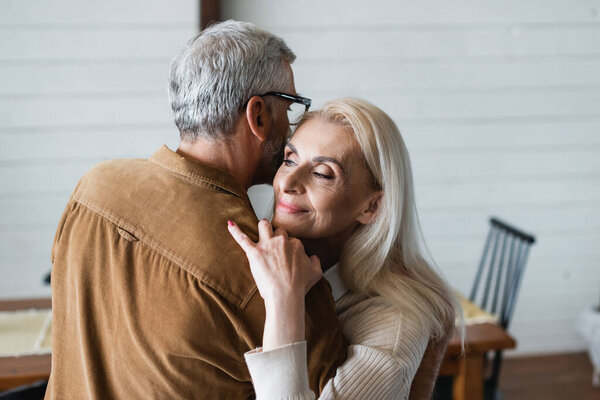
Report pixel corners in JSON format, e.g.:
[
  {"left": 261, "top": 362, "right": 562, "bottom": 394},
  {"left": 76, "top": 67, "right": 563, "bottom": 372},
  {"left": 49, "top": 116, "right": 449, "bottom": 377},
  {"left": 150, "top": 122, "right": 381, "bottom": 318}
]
[{"left": 245, "top": 91, "right": 312, "bottom": 125}]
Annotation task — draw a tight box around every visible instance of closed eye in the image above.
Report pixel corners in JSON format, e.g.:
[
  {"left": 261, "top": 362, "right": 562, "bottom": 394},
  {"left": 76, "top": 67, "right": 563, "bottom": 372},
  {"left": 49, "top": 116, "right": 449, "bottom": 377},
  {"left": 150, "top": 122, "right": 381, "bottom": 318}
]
[{"left": 313, "top": 172, "right": 333, "bottom": 180}]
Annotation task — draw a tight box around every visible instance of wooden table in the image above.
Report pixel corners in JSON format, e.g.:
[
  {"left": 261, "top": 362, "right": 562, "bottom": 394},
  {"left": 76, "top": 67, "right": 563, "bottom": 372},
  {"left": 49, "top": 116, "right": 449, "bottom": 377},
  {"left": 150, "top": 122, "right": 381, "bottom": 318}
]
[
  {"left": 439, "top": 323, "right": 516, "bottom": 400},
  {"left": 0, "top": 298, "right": 52, "bottom": 391},
  {"left": 1, "top": 298, "right": 515, "bottom": 400}
]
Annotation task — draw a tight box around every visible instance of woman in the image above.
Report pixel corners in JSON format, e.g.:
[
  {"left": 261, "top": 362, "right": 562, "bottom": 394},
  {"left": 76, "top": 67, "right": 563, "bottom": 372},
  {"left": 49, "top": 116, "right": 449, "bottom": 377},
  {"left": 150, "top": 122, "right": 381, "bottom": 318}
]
[{"left": 228, "top": 98, "right": 460, "bottom": 399}]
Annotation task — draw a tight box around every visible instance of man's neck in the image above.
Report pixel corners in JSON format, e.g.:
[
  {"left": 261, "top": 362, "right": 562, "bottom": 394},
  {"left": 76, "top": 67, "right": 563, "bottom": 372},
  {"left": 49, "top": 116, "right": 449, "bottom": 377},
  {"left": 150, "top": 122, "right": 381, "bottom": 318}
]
[
  {"left": 301, "top": 238, "right": 343, "bottom": 273},
  {"left": 300, "top": 223, "right": 359, "bottom": 273},
  {"left": 176, "top": 136, "right": 259, "bottom": 191}
]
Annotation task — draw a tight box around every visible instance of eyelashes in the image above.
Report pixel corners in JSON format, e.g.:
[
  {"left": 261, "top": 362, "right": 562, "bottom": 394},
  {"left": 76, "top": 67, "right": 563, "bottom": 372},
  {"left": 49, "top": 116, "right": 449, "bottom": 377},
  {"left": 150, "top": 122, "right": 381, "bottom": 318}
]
[
  {"left": 313, "top": 172, "right": 333, "bottom": 180},
  {"left": 282, "top": 159, "right": 334, "bottom": 180}
]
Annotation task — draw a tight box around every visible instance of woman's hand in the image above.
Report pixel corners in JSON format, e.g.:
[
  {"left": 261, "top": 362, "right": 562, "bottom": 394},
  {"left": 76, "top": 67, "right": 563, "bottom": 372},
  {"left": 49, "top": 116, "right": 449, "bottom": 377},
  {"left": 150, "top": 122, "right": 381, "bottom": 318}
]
[
  {"left": 227, "top": 219, "right": 322, "bottom": 302},
  {"left": 227, "top": 219, "right": 322, "bottom": 350}
]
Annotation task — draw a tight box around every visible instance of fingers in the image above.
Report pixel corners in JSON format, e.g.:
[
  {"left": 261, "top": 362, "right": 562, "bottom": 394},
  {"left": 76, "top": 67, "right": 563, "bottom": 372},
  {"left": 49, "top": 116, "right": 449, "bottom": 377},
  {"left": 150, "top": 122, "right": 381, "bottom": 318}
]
[
  {"left": 307, "top": 254, "right": 323, "bottom": 291},
  {"left": 227, "top": 221, "right": 256, "bottom": 253},
  {"left": 309, "top": 254, "right": 321, "bottom": 272},
  {"left": 258, "top": 219, "right": 273, "bottom": 240},
  {"left": 273, "top": 226, "right": 288, "bottom": 238}
]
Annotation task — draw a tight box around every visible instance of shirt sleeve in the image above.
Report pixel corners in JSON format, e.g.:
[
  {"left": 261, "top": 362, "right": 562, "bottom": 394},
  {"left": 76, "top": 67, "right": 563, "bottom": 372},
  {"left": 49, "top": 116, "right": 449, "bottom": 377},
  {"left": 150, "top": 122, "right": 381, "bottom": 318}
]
[{"left": 51, "top": 200, "right": 75, "bottom": 264}]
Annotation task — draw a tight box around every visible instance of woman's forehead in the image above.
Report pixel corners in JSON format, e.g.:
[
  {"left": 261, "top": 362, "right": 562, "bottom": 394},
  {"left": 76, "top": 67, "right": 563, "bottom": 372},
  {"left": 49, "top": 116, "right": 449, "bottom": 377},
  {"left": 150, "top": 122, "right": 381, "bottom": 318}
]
[{"left": 289, "top": 119, "right": 359, "bottom": 160}]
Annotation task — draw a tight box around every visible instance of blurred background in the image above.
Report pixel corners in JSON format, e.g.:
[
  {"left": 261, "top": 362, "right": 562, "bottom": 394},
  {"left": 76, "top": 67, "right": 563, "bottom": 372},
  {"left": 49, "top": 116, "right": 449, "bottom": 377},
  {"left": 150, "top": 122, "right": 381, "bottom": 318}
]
[{"left": 1, "top": 0, "right": 599, "bottom": 396}]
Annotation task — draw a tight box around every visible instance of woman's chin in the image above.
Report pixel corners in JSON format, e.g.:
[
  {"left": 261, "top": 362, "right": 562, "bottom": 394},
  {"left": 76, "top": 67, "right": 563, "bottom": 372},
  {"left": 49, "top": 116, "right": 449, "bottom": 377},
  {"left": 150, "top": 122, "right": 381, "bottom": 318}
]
[{"left": 271, "top": 214, "right": 308, "bottom": 237}]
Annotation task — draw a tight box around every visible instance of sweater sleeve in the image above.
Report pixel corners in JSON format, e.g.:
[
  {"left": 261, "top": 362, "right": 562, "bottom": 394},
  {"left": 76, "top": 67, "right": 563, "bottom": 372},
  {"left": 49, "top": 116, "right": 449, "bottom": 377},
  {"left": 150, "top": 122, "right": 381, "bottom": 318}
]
[
  {"left": 245, "top": 342, "right": 418, "bottom": 400},
  {"left": 244, "top": 298, "right": 430, "bottom": 400},
  {"left": 245, "top": 342, "right": 315, "bottom": 400}
]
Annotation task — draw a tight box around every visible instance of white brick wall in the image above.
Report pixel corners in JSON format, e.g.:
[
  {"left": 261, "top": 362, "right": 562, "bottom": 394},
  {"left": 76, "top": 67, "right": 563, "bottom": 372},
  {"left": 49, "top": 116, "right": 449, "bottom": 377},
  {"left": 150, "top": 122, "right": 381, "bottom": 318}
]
[
  {"left": 0, "top": 0, "right": 197, "bottom": 298},
  {"left": 226, "top": 0, "right": 600, "bottom": 355}
]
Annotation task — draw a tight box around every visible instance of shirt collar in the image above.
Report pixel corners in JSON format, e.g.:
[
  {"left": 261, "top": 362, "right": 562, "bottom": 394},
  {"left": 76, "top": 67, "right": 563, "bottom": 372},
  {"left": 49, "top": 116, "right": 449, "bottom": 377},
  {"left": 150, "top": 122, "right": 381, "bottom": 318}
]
[
  {"left": 149, "top": 145, "right": 247, "bottom": 200},
  {"left": 323, "top": 263, "right": 350, "bottom": 301}
]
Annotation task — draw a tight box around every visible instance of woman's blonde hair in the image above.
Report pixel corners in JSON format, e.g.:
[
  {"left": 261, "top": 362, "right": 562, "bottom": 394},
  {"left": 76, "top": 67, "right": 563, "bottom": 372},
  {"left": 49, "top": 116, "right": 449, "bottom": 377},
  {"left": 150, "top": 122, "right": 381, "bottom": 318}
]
[{"left": 297, "top": 98, "right": 461, "bottom": 341}]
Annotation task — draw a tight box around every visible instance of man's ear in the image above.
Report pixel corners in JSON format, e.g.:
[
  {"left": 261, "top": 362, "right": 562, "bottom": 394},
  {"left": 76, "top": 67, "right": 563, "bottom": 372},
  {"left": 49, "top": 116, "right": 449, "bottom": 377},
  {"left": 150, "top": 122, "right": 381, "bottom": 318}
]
[
  {"left": 245, "top": 96, "right": 272, "bottom": 143},
  {"left": 356, "top": 191, "right": 383, "bottom": 225}
]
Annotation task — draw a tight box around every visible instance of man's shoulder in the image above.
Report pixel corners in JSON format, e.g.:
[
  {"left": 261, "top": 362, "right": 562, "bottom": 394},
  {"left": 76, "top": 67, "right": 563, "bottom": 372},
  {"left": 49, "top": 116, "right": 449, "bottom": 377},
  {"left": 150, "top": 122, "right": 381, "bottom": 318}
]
[
  {"left": 69, "top": 156, "right": 261, "bottom": 309},
  {"left": 74, "top": 157, "right": 151, "bottom": 196}
]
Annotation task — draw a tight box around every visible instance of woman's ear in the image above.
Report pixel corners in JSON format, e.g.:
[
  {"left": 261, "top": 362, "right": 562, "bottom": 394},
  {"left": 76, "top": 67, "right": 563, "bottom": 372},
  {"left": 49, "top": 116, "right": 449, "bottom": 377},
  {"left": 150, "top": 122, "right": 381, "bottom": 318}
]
[
  {"left": 245, "top": 96, "right": 272, "bottom": 143},
  {"left": 356, "top": 191, "right": 383, "bottom": 225}
]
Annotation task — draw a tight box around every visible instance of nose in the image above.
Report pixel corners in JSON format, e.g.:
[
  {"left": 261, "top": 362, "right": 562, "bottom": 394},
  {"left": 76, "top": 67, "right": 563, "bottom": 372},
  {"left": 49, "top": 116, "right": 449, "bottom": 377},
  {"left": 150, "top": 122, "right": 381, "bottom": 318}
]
[{"left": 279, "top": 166, "right": 306, "bottom": 195}]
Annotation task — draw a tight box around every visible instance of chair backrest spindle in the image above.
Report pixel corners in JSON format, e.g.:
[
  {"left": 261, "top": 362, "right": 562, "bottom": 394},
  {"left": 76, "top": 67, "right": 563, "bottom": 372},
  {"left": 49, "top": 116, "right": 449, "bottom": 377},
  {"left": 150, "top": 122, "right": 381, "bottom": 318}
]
[
  {"left": 470, "top": 227, "right": 494, "bottom": 302},
  {"left": 481, "top": 227, "right": 501, "bottom": 311},
  {"left": 503, "top": 244, "right": 532, "bottom": 329},
  {"left": 471, "top": 217, "right": 536, "bottom": 330},
  {"left": 491, "top": 231, "right": 509, "bottom": 315}
]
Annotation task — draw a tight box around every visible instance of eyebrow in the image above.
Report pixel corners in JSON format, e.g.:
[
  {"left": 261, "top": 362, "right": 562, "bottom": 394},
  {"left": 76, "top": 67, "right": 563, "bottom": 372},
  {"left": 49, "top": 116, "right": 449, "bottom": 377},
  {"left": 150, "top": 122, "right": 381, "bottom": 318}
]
[{"left": 286, "top": 143, "right": 346, "bottom": 173}]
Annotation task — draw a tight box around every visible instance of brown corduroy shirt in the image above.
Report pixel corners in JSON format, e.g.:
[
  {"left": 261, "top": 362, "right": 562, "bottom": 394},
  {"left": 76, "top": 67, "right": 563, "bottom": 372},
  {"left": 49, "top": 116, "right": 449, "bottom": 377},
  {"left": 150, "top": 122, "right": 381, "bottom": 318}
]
[{"left": 46, "top": 145, "right": 346, "bottom": 399}]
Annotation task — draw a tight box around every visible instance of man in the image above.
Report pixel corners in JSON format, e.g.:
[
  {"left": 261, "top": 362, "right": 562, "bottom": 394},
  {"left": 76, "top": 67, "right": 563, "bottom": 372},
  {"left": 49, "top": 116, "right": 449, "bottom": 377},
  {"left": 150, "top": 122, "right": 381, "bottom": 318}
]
[{"left": 46, "top": 21, "right": 346, "bottom": 399}]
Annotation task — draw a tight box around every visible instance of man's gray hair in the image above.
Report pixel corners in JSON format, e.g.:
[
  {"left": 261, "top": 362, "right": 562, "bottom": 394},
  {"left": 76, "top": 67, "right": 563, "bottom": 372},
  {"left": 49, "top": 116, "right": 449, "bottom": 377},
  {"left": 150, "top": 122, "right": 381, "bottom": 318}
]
[{"left": 168, "top": 20, "right": 296, "bottom": 142}]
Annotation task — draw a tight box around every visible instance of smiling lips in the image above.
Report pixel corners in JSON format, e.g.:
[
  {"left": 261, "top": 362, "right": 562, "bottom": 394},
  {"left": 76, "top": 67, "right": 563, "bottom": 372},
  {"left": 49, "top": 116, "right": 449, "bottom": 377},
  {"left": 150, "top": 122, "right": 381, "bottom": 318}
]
[{"left": 276, "top": 199, "right": 308, "bottom": 214}]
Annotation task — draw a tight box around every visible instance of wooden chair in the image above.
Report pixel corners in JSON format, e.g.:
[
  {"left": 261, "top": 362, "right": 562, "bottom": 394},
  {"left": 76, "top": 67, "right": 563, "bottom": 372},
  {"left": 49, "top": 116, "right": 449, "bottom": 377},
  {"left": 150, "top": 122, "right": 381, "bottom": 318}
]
[
  {"left": 434, "top": 217, "right": 535, "bottom": 400},
  {"left": 470, "top": 217, "right": 536, "bottom": 400}
]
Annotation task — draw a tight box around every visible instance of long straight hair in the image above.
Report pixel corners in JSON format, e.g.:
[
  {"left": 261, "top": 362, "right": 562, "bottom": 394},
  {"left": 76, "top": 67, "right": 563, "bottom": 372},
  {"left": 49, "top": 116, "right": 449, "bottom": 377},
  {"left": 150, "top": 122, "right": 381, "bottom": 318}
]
[{"left": 297, "top": 98, "right": 462, "bottom": 341}]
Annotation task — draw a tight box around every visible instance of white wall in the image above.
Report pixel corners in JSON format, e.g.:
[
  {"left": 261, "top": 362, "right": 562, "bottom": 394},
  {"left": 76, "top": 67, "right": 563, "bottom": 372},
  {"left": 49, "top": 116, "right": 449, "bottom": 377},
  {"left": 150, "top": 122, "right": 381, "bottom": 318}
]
[
  {"left": 1, "top": 0, "right": 598, "bottom": 357},
  {"left": 0, "top": 0, "right": 197, "bottom": 298},
  {"left": 223, "top": 0, "right": 600, "bottom": 356}
]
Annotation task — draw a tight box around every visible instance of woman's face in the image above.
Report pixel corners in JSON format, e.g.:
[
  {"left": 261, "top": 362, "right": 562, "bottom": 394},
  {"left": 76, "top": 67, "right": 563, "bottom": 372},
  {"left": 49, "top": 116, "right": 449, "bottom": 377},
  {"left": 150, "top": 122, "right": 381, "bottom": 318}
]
[{"left": 272, "top": 118, "right": 380, "bottom": 242}]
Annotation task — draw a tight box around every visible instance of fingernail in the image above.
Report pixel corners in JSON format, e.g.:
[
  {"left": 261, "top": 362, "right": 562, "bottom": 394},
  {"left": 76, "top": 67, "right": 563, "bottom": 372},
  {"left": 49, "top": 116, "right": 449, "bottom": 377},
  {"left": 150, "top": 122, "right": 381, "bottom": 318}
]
[{"left": 227, "top": 220, "right": 234, "bottom": 227}]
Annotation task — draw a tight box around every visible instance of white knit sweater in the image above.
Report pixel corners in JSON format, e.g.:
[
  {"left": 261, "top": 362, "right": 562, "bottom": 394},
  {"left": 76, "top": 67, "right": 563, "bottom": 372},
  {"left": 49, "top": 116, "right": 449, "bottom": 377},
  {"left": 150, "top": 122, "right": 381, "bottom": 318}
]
[{"left": 245, "top": 264, "right": 430, "bottom": 400}]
